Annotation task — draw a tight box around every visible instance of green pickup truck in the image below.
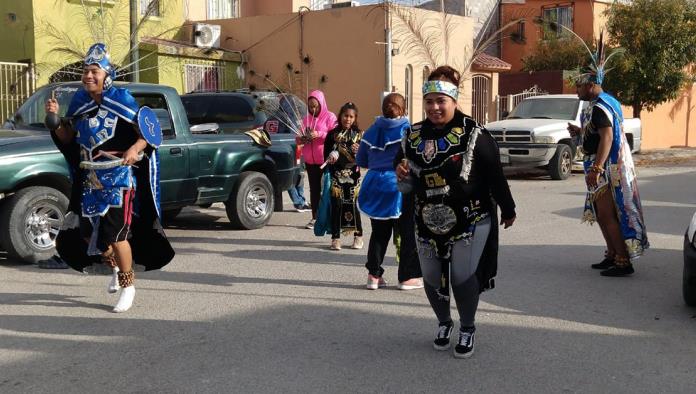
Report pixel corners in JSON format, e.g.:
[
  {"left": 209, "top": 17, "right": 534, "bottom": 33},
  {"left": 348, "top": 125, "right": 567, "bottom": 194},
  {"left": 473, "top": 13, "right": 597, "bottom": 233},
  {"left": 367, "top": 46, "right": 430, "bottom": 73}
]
[{"left": 0, "top": 82, "right": 300, "bottom": 263}]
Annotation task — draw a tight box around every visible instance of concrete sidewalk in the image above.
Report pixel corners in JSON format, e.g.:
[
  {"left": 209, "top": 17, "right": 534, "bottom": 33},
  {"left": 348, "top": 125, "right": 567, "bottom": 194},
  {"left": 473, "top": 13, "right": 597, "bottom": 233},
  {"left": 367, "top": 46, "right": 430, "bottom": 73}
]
[{"left": 634, "top": 147, "right": 696, "bottom": 166}]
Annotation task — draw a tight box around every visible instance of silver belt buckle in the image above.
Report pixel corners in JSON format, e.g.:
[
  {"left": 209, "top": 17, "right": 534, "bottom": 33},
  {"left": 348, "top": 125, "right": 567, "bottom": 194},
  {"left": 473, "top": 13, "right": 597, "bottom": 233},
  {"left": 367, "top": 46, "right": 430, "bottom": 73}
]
[{"left": 422, "top": 203, "right": 457, "bottom": 235}]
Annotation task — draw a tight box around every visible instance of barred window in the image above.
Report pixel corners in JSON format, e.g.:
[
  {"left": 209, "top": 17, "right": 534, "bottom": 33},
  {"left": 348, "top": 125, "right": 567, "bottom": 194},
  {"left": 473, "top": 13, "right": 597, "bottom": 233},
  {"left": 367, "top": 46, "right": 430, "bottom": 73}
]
[
  {"left": 542, "top": 5, "right": 572, "bottom": 39},
  {"left": 207, "top": 0, "right": 239, "bottom": 19},
  {"left": 184, "top": 64, "right": 226, "bottom": 93}
]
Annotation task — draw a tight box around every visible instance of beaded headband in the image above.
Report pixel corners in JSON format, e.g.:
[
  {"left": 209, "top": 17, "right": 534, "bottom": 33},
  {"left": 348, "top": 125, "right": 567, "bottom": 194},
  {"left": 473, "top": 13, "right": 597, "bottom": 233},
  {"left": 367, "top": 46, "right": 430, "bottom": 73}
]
[{"left": 422, "top": 80, "right": 459, "bottom": 100}]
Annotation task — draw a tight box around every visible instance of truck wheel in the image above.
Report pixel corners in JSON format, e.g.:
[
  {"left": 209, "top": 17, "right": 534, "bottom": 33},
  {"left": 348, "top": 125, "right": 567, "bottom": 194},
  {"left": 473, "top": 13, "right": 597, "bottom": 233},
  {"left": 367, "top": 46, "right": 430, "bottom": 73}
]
[
  {"left": 548, "top": 144, "right": 572, "bottom": 180},
  {"left": 225, "top": 171, "right": 274, "bottom": 230},
  {"left": 684, "top": 263, "right": 696, "bottom": 307},
  {"left": 0, "top": 186, "right": 68, "bottom": 263}
]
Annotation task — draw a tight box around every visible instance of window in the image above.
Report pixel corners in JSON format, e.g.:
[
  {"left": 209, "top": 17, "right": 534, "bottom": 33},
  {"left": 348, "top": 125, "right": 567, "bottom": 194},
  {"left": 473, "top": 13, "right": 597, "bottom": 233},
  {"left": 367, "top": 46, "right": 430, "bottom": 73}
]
[
  {"left": 134, "top": 94, "right": 174, "bottom": 138},
  {"left": 181, "top": 95, "right": 254, "bottom": 125},
  {"left": 140, "top": 0, "right": 160, "bottom": 17},
  {"left": 184, "top": 64, "right": 226, "bottom": 93},
  {"left": 207, "top": 0, "right": 238, "bottom": 19},
  {"left": 508, "top": 98, "right": 580, "bottom": 121},
  {"left": 512, "top": 20, "right": 525, "bottom": 42},
  {"left": 404, "top": 65, "right": 413, "bottom": 121},
  {"left": 181, "top": 95, "right": 255, "bottom": 132},
  {"left": 542, "top": 5, "right": 573, "bottom": 39}
]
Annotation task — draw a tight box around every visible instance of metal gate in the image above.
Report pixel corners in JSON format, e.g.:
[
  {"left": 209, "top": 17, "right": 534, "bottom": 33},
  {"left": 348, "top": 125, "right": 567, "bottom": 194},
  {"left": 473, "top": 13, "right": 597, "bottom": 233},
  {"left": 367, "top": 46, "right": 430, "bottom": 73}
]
[
  {"left": 1, "top": 62, "right": 36, "bottom": 124},
  {"left": 471, "top": 74, "right": 491, "bottom": 124},
  {"left": 495, "top": 85, "right": 547, "bottom": 120}
]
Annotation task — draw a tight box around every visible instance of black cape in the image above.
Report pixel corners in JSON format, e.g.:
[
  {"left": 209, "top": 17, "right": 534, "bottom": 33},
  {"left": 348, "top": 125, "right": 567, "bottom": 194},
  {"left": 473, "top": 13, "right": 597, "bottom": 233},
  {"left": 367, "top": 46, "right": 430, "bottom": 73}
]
[{"left": 50, "top": 120, "right": 174, "bottom": 273}]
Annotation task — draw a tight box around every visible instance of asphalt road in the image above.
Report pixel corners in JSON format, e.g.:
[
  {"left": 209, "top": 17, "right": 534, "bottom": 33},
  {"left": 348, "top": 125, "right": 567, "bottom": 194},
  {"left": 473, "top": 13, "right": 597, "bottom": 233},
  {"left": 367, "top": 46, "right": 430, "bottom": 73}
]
[{"left": 2, "top": 165, "right": 696, "bottom": 393}]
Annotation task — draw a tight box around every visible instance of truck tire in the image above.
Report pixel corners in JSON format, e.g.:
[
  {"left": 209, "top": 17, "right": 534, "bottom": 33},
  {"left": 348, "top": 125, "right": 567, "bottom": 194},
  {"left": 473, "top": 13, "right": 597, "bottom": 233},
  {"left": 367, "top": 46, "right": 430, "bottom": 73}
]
[
  {"left": 0, "top": 186, "right": 68, "bottom": 263},
  {"left": 548, "top": 144, "right": 572, "bottom": 180},
  {"left": 225, "top": 171, "right": 274, "bottom": 230}
]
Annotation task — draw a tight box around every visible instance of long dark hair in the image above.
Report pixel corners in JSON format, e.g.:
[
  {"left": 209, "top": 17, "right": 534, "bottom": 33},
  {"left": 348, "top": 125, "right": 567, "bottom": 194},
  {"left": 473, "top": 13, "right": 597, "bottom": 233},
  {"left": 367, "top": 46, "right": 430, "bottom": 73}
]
[{"left": 336, "top": 101, "right": 360, "bottom": 131}]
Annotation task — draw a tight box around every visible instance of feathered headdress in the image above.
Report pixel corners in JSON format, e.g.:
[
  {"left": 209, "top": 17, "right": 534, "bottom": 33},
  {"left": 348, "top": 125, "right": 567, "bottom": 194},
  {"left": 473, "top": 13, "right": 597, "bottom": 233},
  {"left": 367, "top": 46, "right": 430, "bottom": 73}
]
[{"left": 552, "top": 25, "right": 624, "bottom": 85}]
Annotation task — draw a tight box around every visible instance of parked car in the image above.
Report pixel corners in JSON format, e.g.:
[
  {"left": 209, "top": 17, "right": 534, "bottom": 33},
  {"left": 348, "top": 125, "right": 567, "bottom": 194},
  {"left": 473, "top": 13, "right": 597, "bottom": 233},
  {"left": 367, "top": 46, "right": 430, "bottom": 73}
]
[
  {"left": 0, "top": 82, "right": 301, "bottom": 263},
  {"left": 485, "top": 94, "right": 642, "bottom": 180},
  {"left": 683, "top": 212, "right": 696, "bottom": 306}
]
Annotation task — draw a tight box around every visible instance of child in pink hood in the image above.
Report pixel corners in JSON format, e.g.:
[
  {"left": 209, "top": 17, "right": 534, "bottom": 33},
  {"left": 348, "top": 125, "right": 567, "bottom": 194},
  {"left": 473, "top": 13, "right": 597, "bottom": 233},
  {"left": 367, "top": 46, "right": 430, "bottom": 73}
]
[{"left": 299, "top": 90, "right": 337, "bottom": 229}]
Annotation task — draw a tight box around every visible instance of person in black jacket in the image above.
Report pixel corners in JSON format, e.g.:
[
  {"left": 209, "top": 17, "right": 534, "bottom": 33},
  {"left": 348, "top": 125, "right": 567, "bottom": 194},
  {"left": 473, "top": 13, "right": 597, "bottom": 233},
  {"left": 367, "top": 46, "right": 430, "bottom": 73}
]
[
  {"left": 396, "top": 66, "right": 516, "bottom": 358},
  {"left": 323, "top": 102, "right": 364, "bottom": 250}
]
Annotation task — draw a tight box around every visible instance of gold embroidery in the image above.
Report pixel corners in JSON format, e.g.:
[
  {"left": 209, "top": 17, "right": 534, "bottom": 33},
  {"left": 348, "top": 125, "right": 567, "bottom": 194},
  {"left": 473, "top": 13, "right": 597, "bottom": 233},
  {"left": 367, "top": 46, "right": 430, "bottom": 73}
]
[{"left": 424, "top": 173, "right": 447, "bottom": 187}]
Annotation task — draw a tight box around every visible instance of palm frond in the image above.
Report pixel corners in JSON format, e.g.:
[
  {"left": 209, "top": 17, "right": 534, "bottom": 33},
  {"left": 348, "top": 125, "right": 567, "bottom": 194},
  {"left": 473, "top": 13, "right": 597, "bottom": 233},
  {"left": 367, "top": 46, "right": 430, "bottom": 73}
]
[{"left": 390, "top": 5, "right": 439, "bottom": 67}]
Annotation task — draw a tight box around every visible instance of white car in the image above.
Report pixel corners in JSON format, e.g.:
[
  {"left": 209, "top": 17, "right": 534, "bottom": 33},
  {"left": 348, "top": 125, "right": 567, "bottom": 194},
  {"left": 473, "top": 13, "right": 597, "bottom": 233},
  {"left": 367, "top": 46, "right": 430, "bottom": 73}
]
[{"left": 683, "top": 212, "right": 696, "bottom": 306}]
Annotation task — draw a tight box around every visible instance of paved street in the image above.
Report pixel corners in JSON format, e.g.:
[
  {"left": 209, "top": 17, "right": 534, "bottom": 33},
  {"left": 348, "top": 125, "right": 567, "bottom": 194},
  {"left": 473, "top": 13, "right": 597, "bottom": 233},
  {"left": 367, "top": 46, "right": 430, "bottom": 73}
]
[{"left": 2, "top": 165, "right": 696, "bottom": 393}]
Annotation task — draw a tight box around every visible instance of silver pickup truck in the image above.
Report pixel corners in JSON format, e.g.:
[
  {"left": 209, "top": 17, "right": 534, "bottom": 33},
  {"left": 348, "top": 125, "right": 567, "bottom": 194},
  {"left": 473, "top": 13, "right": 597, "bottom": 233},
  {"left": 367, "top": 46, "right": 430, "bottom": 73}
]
[{"left": 485, "top": 94, "right": 641, "bottom": 180}]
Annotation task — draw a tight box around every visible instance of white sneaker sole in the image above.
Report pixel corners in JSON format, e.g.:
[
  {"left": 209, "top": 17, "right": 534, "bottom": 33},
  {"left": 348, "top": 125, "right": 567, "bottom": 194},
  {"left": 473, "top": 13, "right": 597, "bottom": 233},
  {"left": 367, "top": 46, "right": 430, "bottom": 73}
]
[
  {"left": 398, "top": 284, "right": 424, "bottom": 290},
  {"left": 453, "top": 348, "right": 474, "bottom": 359},
  {"left": 433, "top": 342, "right": 451, "bottom": 351}
]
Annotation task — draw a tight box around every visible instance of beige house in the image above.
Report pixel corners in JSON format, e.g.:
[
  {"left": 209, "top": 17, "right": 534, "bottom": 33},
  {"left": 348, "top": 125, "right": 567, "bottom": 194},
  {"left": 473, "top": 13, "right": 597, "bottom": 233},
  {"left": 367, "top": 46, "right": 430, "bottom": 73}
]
[{"left": 185, "top": 2, "right": 509, "bottom": 124}]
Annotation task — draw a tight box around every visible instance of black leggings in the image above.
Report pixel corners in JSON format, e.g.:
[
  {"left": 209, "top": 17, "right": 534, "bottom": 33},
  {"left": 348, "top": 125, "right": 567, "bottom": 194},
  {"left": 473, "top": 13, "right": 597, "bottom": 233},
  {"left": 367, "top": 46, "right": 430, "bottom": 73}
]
[{"left": 305, "top": 164, "right": 323, "bottom": 219}]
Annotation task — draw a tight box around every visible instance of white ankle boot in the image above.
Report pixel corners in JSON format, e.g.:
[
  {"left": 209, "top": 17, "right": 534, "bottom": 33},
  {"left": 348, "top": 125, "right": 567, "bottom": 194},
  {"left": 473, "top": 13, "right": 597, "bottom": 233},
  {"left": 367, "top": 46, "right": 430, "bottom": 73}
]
[
  {"left": 107, "top": 267, "right": 120, "bottom": 293},
  {"left": 113, "top": 286, "right": 135, "bottom": 313}
]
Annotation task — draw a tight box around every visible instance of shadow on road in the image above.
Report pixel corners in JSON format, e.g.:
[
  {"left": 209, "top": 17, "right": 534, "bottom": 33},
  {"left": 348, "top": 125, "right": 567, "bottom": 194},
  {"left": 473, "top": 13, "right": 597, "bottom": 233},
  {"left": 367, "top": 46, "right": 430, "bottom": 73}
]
[{"left": 0, "top": 300, "right": 693, "bottom": 393}]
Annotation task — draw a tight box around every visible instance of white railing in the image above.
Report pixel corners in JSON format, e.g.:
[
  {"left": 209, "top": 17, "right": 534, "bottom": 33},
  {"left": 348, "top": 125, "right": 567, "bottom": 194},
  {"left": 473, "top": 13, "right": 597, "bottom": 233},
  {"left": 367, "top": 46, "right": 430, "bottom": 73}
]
[{"left": 0, "top": 61, "right": 36, "bottom": 124}]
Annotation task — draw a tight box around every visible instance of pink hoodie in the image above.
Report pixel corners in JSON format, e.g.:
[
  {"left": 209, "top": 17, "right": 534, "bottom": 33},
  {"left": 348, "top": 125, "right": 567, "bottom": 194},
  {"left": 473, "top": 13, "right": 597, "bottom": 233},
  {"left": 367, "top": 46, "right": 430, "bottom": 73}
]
[{"left": 299, "top": 90, "right": 337, "bottom": 165}]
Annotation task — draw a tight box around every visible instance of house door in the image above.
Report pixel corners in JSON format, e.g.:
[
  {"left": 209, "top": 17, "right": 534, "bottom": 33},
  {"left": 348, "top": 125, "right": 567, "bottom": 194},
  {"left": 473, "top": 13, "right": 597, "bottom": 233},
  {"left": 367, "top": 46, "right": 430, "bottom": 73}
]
[{"left": 471, "top": 74, "right": 491, "bottom": 124}]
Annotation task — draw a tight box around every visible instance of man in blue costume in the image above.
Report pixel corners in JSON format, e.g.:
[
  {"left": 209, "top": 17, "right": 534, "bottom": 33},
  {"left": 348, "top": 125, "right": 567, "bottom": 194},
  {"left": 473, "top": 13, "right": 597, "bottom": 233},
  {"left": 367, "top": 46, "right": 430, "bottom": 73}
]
[
  {"left": 567, "top": 38, "right": 648, "bottom": 277},
  {"left": 46, "top": 43, "right": 174, "bottom": 311}
]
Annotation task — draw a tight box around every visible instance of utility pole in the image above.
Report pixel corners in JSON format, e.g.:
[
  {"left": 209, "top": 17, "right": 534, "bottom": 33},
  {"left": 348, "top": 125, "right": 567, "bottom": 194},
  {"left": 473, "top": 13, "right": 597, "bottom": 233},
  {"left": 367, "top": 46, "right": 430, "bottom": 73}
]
[
  {"left": 440, "top": 0, "right": 445, "bottom": 13},
  {"left": 384, "top": 0, "right": 392, "bottom": 93},
  {"left": 129, "top": 0, "right": 139, "bottom": 82}
]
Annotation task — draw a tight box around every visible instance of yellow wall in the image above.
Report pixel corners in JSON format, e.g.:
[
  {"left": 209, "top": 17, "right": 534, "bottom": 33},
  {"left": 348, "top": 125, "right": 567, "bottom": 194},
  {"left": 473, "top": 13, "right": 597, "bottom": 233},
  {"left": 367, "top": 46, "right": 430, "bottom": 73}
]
[
  {"left": 26, "top": 0, "right": 186, "bottom": 86},
  {"left": 0, "top": 1, "right": 35, "bottom": 62},
  {"left": 139, "top": 49, "right": 242, "bottom": 93},
  {"left": 185, "top": 0, "right": 207, "bottom": 20}
]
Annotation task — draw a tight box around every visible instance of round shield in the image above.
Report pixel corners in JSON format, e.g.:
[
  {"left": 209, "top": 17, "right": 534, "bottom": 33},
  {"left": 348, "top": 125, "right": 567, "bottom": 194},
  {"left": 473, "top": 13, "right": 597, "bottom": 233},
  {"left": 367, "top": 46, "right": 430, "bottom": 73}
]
[{"left": 137, "top": 106, "right": 162, "bottom": 147}]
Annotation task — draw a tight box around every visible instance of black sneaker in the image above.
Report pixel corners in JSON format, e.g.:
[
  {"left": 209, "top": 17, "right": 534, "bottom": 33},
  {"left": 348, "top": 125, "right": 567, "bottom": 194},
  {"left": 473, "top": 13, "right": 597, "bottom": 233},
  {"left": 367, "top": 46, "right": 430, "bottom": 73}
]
[
  {"left": 600, "top": 263, "right": 634, "bottom": 277},
  {"left": 454, "top": 329, "right": 475, "bottom": 358},
  {"left": 433, "top": 321, "right": 454, "bottom": 351},
  {"left": 591, "top": 256, "right": 614, "bottom": 270}
]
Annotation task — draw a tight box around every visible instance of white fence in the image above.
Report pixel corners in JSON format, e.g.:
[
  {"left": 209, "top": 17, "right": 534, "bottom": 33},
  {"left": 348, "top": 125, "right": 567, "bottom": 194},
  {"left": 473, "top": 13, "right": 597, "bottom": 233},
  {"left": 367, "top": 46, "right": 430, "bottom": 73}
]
[
  {"left": 495, "top": 85, "right": 547, "bottom": 120},
  {"left": 1, "top": 62, "right": 36, "bottom": 124}
]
